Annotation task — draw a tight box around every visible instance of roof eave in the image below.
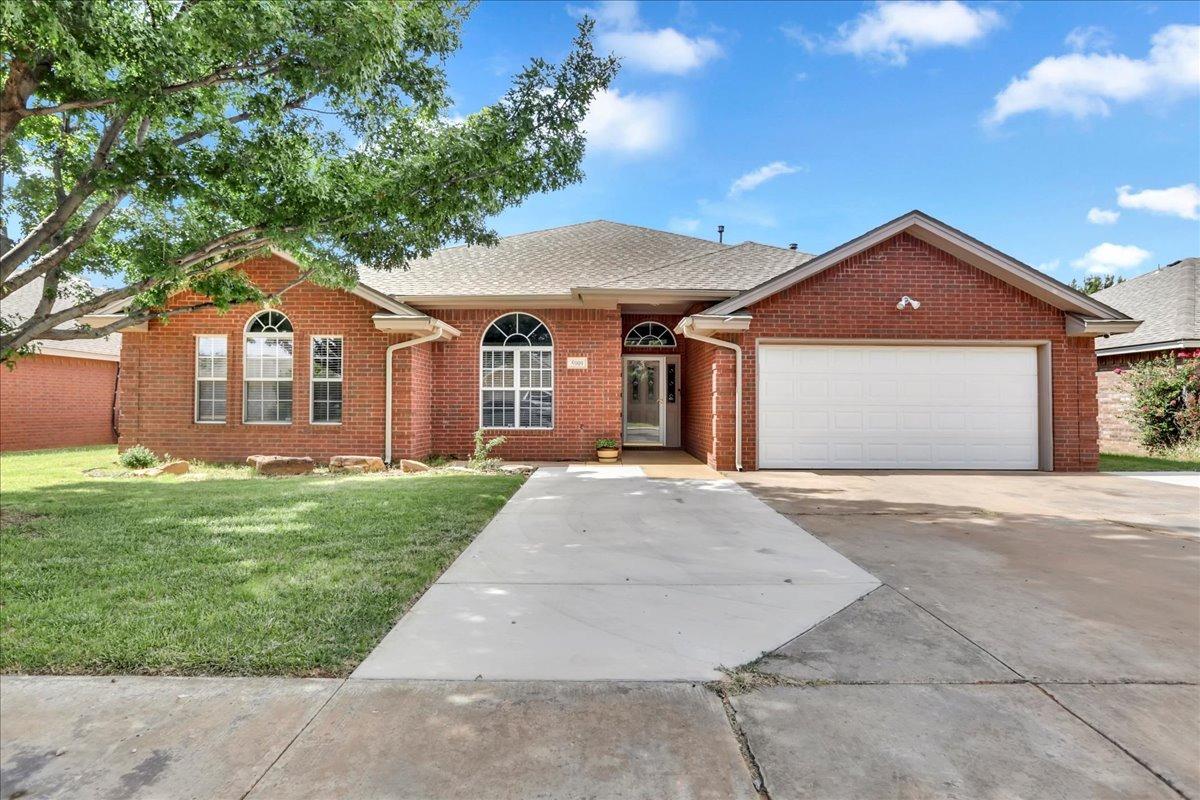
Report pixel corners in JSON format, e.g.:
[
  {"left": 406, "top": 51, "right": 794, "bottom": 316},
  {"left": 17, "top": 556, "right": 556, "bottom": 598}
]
[
  {"left": 1096, "top": 338, "right": 1200, "bottom": 357},
  {"left": 1065, "top": 315, "right": 1143, "bottom": 338}
]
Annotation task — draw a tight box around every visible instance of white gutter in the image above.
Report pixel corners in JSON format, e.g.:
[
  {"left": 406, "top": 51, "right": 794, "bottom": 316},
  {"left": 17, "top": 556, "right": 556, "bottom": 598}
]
[
  {"left": 384, "top": 322, "right": 455, "bottom": 464},
  {"left": 676, "top": 316, "right": 744, "bottom": 471}
]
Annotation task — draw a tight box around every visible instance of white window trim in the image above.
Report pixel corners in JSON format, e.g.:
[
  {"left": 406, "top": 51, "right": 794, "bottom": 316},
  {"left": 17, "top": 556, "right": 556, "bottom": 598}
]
[
  {"left": 243, "top": 326, "right": 294, "bottom": 426},
  {"left": 194, "top": 334, "right": 228, "bottom": 424},
  {"left": 624, "top": 321, "right": 677, "bottom": 348},
  {"left": 479, "top": 345, "right": 555, "bottom": 430},
  {"left": 310, "top": 335, "right": 344, "bottom": 426}
]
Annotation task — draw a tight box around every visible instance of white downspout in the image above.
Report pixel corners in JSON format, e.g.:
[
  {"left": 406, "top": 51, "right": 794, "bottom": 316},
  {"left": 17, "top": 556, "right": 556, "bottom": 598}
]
[
  {"left": 385, "top": 326, "right": 448, "bottom": 464},
  {"left": 679, "top": 319, "right": 743, "bottom": 471}
]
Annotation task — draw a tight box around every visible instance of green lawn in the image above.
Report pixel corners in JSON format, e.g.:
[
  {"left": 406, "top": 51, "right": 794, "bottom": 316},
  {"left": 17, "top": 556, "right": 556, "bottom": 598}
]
[
  {"left": 1099, "top": 452, "right": 1200, "bottom": 472},
  {"left": 0, "top": 446, "right": 523, "bottom": 676}
]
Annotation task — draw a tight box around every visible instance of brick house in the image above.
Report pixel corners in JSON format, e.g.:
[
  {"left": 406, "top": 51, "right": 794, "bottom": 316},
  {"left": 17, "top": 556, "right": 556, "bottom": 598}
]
[
  {"left": 1, "top": 277, "right": 121, "bottom": 452},
  {"left": 1091, "top": 258, "right": 1198, "bottom": 454},
  {"left": 92, "top": 211, "right": 1137, "bottom": 471}
]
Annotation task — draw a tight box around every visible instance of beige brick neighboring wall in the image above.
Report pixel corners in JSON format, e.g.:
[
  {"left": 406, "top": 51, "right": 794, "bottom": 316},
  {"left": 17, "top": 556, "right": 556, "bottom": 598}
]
[{"left": 1096, "top": 350, "right": 1199, "bottom": 455}]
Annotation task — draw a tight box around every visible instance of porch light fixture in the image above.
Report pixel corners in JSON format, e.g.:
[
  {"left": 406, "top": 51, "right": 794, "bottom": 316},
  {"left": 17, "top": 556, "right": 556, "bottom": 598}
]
[{"left": 896, "top": 295, "right": 921, "bottom": 310}]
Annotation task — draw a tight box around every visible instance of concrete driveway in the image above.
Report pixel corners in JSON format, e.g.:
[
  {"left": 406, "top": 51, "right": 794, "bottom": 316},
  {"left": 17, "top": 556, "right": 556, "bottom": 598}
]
[
  {"left": 731, "top": 470, "right": 1200, "bottom": 800},
  {"left": 354, "top": 463, "right": 878, "bottom": 680}
]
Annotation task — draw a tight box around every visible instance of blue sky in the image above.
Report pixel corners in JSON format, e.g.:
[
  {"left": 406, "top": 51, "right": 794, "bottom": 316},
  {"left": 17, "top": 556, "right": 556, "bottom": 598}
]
[{"left": 444, "top": 0, "right": 1200, "bottom": 281}]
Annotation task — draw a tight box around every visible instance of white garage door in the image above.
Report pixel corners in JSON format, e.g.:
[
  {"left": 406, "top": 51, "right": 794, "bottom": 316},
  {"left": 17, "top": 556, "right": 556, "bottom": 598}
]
[{"left": 758, "top": 345, "right": 1039, "bottom": 470}]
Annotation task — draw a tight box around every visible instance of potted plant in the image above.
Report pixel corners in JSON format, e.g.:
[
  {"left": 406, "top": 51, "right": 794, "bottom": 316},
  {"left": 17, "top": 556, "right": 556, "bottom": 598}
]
[{"left": 595, "top": 437, "right": 620, "bottom": 463}]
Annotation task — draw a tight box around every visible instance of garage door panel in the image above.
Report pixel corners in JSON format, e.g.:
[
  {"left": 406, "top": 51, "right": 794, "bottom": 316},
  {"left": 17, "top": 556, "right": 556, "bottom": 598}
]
[{"left": 758, "top": 345, "right": 1039, "bottom": 470}]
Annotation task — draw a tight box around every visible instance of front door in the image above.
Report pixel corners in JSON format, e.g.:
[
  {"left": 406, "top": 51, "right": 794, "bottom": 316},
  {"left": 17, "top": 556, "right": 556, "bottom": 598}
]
[{"left": 623, "top": 357, "right": 666, "bottom": 445}]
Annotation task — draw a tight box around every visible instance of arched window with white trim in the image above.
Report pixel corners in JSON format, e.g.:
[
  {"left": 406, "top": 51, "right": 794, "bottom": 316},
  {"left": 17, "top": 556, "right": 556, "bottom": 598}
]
[
  {"left": 624, "top": 321, "right": 676, "bottom": 348},
  {"left": 244, "top": 310, "right": 293, "bottom": 423},
  {"left": 481, "top": 312, "right": 553, "bottom": 429}
]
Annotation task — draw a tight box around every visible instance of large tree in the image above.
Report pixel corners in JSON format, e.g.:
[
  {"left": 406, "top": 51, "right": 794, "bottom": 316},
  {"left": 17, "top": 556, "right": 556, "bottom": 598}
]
[{"left": 0, "top": 0, "right": 617, "bottom": 361}]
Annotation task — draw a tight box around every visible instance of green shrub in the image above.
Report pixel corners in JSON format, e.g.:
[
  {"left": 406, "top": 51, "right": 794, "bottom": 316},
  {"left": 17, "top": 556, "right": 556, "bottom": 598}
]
[
  {"left": 119, "top": 445, "right": 159, "bottom": 469},
  {"left": 1121, "top": 356, "right": 1200, "bottom": 451},
  {"left": 594, "top": 437, "right": 619, "bottom": 449},
  {"left": 468, "top": 430, "right": 506, "bottom": 471}
]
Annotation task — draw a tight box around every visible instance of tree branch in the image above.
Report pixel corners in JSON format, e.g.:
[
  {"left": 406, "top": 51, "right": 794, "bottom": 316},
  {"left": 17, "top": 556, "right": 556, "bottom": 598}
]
[{"left": 0, "top": 112, "right": 129, "bottom": 277}]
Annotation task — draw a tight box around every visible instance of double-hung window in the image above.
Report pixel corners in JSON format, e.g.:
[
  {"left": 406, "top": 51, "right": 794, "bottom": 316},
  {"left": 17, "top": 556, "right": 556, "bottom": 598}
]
[
  {"left": 195, "top": 336, "right": 227, "bottom": 423},
  {"left": 480, "top": 312, "right": 553, "bottom": 429},
  {"left": 244, "top": 310, "right": 293, "bottom": 423},
  {"left": 311, "top": 336, "right": 343, "bottom": 424}
]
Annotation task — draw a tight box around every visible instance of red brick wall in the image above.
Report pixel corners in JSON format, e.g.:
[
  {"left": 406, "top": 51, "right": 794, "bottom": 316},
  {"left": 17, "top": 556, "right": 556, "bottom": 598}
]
[
  {"left": 681, "top": 336, "right": 736, "bottom": 469},
  {"left": 119, "top": 256, "right": 408, "bottom": 462},
  {"left": 421, "top": 308, "right": 623, "bottom": 461},
  {"left": 701, "top": 233, "right": 1098, "bottom": 471},
  {"left": 0, "top": 353, "right": 118, "bottom": 451}
]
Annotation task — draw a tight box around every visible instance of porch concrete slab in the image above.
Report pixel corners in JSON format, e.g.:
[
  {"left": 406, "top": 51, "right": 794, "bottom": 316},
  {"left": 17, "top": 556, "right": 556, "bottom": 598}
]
[
  {"left": 0, "top": 675, "right": 338, "bottom": 800},
  {"left": 247, "top": 680, "right": 756, "bottom": 800},
  {"left": 757, "top": 586, "right": 1016, "bottom": 683},
  {"left": 1042, "top": 683, "right": 1200, "bottom": 799},
  {"left": 352, "top": 581, "right": 875, "bottom": 681},
  {"left": 354, "top": 465, "right": 878, "bottom": 680},
  {"left": 733, "top": 684, "right": 1179, "bottom": 800}
]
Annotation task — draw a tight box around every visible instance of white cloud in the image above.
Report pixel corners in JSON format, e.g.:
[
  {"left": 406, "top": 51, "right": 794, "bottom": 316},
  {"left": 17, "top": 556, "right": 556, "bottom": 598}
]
[
  {"left": 582, "top": 88, "right": 677, "bottom": 155},
  {"left": 1036, "top": 259, "right": 1061, "bottom": 273},
  {"left": 1117, "top": 182, "right": 1200, "bottom": 220},
  {"left": 987, "top": 24, "right": 1200, "bottom": 125},
  {"left": 728, "top": 161, "right": 800, "bottom": 197},
  {"left": 780, "top": 24, "right": 818, "bottom": 53},
  {"left": 831, "top": 1, "right": 1003, "bottom": 66},
  {"left": 1071, "top": 242, "right": 1152, "bottom": 274},
  {"left": 668, "top": 216, "right": 701, "bottom": 233},
  {"left": 1065, "top": 25, "right": 1114, "bottom": 53},
  {"left": 575, "top": 1, "right": 722, "bottom": 74},
  {"left": 1087, "top": 207, "right": 1120, "bottom": 225}
]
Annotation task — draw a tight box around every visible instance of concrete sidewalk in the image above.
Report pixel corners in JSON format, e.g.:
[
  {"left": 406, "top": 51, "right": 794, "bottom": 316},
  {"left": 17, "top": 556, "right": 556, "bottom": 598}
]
[
  {"left": 0, "top": 676, "right": 756, "bottom": 800},
  {"left": 353, "top": 463, "right": 878, "bottom": 680}
]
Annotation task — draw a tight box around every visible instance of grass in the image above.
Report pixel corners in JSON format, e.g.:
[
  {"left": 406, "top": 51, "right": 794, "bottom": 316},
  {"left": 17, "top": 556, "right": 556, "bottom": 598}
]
[
  {"left": 1100, "top": 452, "right": 1200, "bottom": 472},
  {"left": 0, "top": 446, "right": 524, "bottom": 677}
]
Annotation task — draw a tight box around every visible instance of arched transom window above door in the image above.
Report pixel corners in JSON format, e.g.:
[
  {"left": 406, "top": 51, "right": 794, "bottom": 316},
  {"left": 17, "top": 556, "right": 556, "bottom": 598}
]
[
  {"left": 624, "top": 321, "right": 676, "bottom": 348},
  {"left": 481, "top": 313, "right": 553, "bottom": 429}
]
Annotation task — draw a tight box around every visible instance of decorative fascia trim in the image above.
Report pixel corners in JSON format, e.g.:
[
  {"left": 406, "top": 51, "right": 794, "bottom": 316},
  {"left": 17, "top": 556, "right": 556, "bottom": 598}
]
[
  {"left": 1096, "top": 338, "right": 1200, "bottom": 357},
  {"left": 673, "top": 314, "right": 753, "bottom": 334},
  {"left": 78, "top": 313, "right": 148, "bottom": 332},
  {"left": 1065, "top": 315, "right": 1143, "bottom": 338},
  {"left": 372, "top": 314, "right": 461, "bottom": 337},
  {"left": 31, "top": 343, "right": 121, "bottom": 361}
]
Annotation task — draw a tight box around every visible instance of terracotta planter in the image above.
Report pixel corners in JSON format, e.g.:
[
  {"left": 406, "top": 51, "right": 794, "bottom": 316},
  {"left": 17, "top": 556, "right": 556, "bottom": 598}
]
[{"left": 596, "top": 447, "right": 620, "bottom": 463}]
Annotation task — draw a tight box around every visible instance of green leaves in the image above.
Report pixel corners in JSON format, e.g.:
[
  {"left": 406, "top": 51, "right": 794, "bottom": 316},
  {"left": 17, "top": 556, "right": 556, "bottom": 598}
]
[{"left": 1, "top": 1, "right": 617, "bottom": 359}]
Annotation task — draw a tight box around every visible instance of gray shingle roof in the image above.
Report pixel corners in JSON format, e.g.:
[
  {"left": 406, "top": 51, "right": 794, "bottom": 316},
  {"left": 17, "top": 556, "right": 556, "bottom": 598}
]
[
  {"left": 596, "top": 241, "right": 813, "bottom": 290},
  {"left": 1092, "top": 258, "right": 1198, "bottom": 353},
  {"left": 0, "top": 276, "right": 122, "bottom": 358},
  {"left": 357, "top": 220, "right": 808, "bottom": 297}
]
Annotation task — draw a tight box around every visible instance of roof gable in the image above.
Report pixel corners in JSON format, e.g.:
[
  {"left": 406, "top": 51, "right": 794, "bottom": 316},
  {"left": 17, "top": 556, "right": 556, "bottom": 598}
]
[{"left": 703, "top": 210, "right": 1132, "bottom": 321}]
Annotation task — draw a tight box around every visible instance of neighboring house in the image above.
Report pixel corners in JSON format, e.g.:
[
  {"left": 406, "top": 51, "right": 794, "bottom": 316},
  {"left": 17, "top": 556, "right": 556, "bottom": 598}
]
[
  {"left": 1091, "top": 258, "right": 1199, "bottom": 454},
  {"left": 1, "top": 278, "right": 122, "bottom": 452},
  {"left": 92, "top": 210, "right": 1137, "bottom": 471}
]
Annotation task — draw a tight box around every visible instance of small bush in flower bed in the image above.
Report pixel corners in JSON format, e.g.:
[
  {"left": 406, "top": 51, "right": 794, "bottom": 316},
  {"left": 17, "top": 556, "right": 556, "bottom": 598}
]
[
  {"left": 118, "top": 445, "right": 159, "bottom": 469},
  {"left": 1119, "top": 354, "right": 1200, "bottom": 450}
]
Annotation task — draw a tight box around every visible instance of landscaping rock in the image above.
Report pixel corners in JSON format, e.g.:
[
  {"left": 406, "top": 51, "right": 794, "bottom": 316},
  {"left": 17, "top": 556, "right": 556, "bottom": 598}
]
[
  {"left": 247, "top": 455, "right": 315, "bottom": 476},
  {"left": 499, "top": 464, "right": 536, "bottom": 476},
  {"left": 399, "top": 459, "right": 430, "bottom": 473},
  {"left": 330, "top": 455, "right": 385, "bottom": 473},
  {"left": 156, "top": 460, "right": 190, "bottom": 475}
]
